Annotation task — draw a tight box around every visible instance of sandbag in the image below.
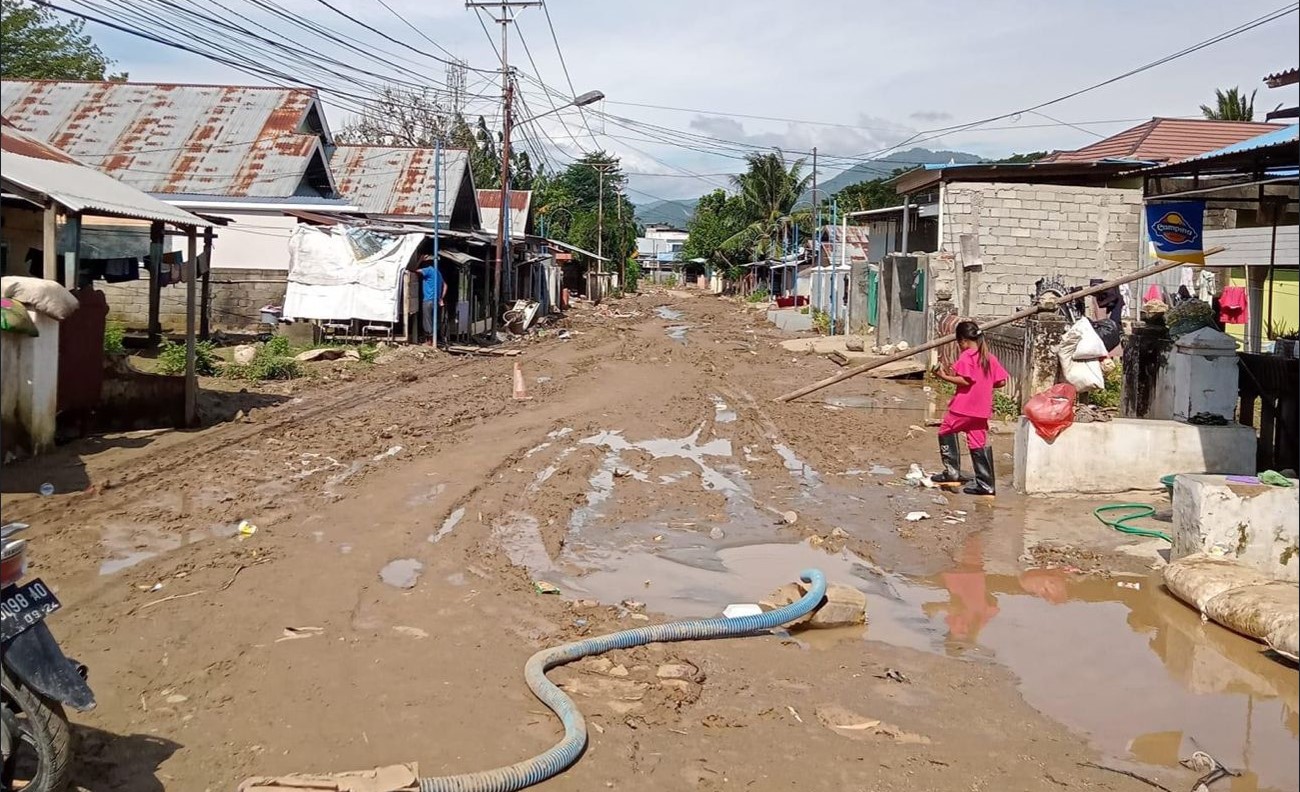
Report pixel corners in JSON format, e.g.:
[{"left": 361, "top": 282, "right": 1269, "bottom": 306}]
[
  {"left": 1202, "top": 583, "right": 1300, "bottom": 659},
  {"left": 1164, "top": 553, "right": 1299, "bottom": 660},
  {"left": 1, "top": 276, "right": 79, "bottom": 320},
  {"left": 1023, "top": 383, "right": 1077, "bottom": 442},
  {"left": 0, "top": 297, "right": 39, "bottom": 337},
  {"left": 1070, "top": 317, "right": 1108, "bottom": 360},
  {"left": 1163, "top": 553, "right": 1271, "bottom": 611}
]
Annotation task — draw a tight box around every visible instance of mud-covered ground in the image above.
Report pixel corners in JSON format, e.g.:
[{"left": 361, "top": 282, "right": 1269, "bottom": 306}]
[{"left": 3, "top": 290, "right": 1295, "bottom": 792}]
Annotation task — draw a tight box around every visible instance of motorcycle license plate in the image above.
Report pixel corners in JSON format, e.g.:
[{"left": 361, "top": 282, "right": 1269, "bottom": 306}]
[{"left": 1, "top": 578, "right": 61, "bottom": 642}]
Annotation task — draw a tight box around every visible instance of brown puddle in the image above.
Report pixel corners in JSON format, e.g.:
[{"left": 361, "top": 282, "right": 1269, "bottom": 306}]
[{"left": 556, "top": 537, "right": 1298, "bottom": 791}]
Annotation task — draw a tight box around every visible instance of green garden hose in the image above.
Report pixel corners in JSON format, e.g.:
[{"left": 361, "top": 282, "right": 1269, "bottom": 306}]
[{"left": 1094, "top": 503, "right": 1171, "bottom": 543}]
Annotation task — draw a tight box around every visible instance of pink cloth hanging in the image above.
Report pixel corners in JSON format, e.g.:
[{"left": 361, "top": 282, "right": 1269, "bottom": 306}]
[
  {"left": 1143, "top": 284, "right": 1162, "bottom": 303},
  {"left": 1218, "top": 286, "right": 1248, "bottom": 325}
]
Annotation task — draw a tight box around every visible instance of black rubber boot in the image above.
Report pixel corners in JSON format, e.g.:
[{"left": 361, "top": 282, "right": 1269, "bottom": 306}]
[
  {"left": 931, "top": 434, "right": 967, "bottom": 486},
  {"left": 962, "top": 447, "right": 996, "bottom": 496}
]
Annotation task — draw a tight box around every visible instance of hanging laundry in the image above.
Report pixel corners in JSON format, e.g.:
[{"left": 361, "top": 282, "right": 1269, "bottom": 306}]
[
  {"left": 1218, "top": 286, "right": 1248, "bottom": 325},
  {"left": 1143, "top": 284, "right": 1163, "bottom": 303},
  {"left": 105, "top": 257, "right": 140, "bottom": 283}
]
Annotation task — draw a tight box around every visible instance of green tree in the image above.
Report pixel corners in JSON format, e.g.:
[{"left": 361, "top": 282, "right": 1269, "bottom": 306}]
[
  {"left": 1000, "top": 151, "right": 1048, "bottom": 163},
  {"left": 681, "top": 189, "right": 748, "bottom": 275},
  {"left": 829, "top": 166, "right": 912, "bottom": 213},
  {"left": 725, "top": 150, "right": 814, "bottom": 262},
  {"left": 1200, "top": 87, "right": 1256, "bottom": 121},
  {"left": 1, "top": 0, "right": 123, "bottom": 79},
  {"left": 534, "top": 151, "right": 636, "bottom": 270}
]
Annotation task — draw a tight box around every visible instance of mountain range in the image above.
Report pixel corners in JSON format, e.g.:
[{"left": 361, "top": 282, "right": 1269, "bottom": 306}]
[{"left": 633, "top": 147, "right": 983, "bottom": 227}]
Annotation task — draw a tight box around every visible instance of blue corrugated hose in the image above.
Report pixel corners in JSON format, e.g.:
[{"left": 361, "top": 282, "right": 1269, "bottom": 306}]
[{"left": 418, "top": 568, "right": 828, "bottom": 792}]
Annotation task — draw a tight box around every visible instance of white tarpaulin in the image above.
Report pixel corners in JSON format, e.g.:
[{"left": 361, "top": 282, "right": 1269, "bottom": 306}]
[{"left": 283, "top": 226, "right": 422, "bottom": 323}]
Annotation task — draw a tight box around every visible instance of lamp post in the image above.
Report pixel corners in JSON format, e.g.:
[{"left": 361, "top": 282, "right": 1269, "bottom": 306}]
[{"left": 495, "top": 89, "right": 604, "bottom": 322}]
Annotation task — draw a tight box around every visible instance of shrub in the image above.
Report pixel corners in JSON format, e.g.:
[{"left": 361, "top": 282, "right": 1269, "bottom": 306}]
[
  {"left": 1079, "top": 362, "right": 1123, "bottom": 409},
  {"left": 811, "top": 308, "right": 830, "bottom": 335},
  {"left": 103, "top": 321, "right": 126, "bottom": 355},
  {"left": 263, "top": 334, "right": 292, "bottom": 357},
  {"left": 746, "top": 288, "right": 771, "bottom": 304},
  {"left": 224, "top": 342, "right": 302, "bottom": 381},
  {"left": 157, "top": 340, "right": 220, "bottom": 376}
]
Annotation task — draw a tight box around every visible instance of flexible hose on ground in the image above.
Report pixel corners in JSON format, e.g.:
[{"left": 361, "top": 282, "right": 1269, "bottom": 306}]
[
  {"left": 418, "top": 568, "right": 828, "bottom": 792},
  {"left": 1093, "top": 504, "right": 1171, "bottom": 543}
]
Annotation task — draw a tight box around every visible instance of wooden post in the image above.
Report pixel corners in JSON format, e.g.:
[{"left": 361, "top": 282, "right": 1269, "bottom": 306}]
[
  {"left": 41, "top": 202, "right": 58, "bottom": 281},
  {"left": 185, "top": 227, "right": 198, "bottom": 427},
  {"left": 774, "top": 247, "right": 1227, "bottom": 403},
  {"left": 63, "top": 213, "right": 82, "bottom": 287},
  {"left": 200, "top": 226, "right": 213, "bottom": 340},
  {"left": 147, "top": 221, "right": 164, "bottom": 345}
]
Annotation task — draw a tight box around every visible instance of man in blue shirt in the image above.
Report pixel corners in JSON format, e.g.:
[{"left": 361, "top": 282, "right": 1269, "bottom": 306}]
[{"left": 418, "top": 254, "right": 446, "bottom": 345}]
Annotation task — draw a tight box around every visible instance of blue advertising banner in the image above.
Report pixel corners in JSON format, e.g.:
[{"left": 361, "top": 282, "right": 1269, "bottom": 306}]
[{"left": 1146, "top": 201, "right": 1205, "bottom": 265}]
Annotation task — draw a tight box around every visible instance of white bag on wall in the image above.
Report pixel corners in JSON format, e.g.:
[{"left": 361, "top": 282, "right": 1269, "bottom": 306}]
[
  {"left": 1071, "top": 317, "right": 1109, "bottom": 360},
  {"left": 1057, "top": 328, "right": 1105, "bottom": 392}
]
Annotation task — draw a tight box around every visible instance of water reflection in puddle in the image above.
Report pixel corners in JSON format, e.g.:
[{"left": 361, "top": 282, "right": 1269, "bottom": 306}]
[
  {"left": 654, "top": 306, "right": 683, "bottom": 321},
  {"left": 98, "top": 521, "right": 238, "bottom": 576},
  {"left": 429, "top": 507, "right": 465, "bottom": 544},
  {"left": 560, "top": 530, "right": 1299, "bottom": 792},
  {"left": 379, "top": 558, "right": 423, "bottom": 588},
  {"left": 513, "top": 417, "right": 1296, "bottom": 789}
]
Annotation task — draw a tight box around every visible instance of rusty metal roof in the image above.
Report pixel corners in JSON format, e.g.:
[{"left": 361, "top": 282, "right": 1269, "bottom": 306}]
[
  {"left": 1, "top": 122, "right": 210, "bottom": 227},
  {"left": 329, "top": 145, "right": 469, "bottom": 218},
  {"left": 0, "top": 80, "right": 331, "bottom": 199},
  {"left": 817, "top": 224, "right": 869, "bottom": 264},
  {"left": 1265, "top": 68, "right": 1299, "bottom": 88},
  {"left": 476, "top": 188, "right": 532, "bottom": 237},
  {"left": 1041, "top": 118, "right": 1286, "bottom": 164}
]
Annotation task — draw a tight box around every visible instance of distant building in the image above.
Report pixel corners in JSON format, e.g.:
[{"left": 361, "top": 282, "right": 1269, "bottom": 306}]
[{"left": 636, "top": 224, "right": 689, "bottom": 283}]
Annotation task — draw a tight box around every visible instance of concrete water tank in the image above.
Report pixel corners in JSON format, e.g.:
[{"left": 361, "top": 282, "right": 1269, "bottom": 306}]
[{"left": 1171, "top": 327, "right": 1240, "bottom": 422}]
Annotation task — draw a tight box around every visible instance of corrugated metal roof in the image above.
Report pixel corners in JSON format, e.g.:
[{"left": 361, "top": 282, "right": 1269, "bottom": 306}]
[
  {"left": 1, "top": 124, "right": 210, "bottom": 227},
  {"left": 1185, "top": 123, "right": 1299, "bottom": 160},
  {"left": 329, "top": 145, "right": 468, "bottom": 218},
  {"left": 1041, "top": 118, "right": 1286, "bottom": 164},
  {"left": 817, "top": 224, "right": 869, "bottom": 264},
  {"left": 0, "top": 117, "right": 78, "bottom": 162},
  {"left": 477, "top": 188, "right": 532, "bottom": 236},
  {"left": 0, "top": 80, "right": 329, "bottom": 199},
  {"left": 1265, "top": 68, "right": 1300, "bottom": 88}
]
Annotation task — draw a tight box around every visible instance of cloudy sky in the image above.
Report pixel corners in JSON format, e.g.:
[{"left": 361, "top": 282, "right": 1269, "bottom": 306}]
[{"left": 75, "top": 0, "right": 1300, "bottom": 202}]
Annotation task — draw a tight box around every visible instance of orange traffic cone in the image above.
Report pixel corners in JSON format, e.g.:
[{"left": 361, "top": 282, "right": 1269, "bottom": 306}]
[{"left": 512, "top": 361, "right": 532, "bottom": 401}]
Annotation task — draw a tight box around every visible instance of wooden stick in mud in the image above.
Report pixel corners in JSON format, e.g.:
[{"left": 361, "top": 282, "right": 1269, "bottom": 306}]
[{"left": 773, "top": 247, "right": 1227, "bottom": 403}]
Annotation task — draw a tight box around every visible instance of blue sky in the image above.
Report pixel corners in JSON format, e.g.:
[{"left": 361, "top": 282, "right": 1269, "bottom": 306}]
[{"left": 75, "top": 0, "right": 1300, "bottom": 202}]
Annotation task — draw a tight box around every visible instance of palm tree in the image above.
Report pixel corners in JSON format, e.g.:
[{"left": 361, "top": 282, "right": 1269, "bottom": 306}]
[
  {"left": 725, "top": 150, "right": 814, "bottom": 262},
  {"left": 1200, "top": 87, "right": 1256, "bottom": 121}
]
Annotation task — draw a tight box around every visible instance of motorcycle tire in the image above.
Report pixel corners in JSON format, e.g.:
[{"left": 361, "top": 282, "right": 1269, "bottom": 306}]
[{"left": 1, "top": 667, "right": 74, "bottom": 792}]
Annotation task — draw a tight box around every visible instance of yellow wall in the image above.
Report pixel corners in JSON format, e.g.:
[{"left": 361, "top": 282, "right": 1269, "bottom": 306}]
[{"left": 1226, "top": 267, "right": 1300, "bottom": 343}]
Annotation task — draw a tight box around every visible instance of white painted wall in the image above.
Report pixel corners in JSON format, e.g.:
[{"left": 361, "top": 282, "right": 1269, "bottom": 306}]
[
  {"left": 198, "top": 211, "right": 297, "bottom": 271},
  {"left": 1, "top": 312, "right": 60, "bottom": 455}
]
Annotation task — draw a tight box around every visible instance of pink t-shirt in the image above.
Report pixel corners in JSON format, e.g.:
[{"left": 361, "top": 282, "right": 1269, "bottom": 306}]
[{"left": 947, "top": 348, "right": 1009, "bottom": 419}]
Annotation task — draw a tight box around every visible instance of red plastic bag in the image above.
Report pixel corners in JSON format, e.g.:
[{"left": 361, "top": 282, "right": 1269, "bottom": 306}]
[{"left": 1023, "top": 383, "right": 1077, "bottom": 442}]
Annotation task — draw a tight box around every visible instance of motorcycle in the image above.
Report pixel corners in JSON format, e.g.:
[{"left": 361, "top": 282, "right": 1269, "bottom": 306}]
[{"left": 1, "top": 523, "right": 94, "bottom": 792}]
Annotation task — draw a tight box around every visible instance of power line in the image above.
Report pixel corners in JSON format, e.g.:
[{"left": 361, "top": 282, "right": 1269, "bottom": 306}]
[
  {"left": 540, "top": 1, "right": 599, "bottom": 149},
  {"left": 370, "top": 0, "right": 472, "bottom": 65},
  {"left": 847, "top": 1, "right": 1299, "bottom": 159},
  {"left": 309, "top": 0, "right": 499, "bottom": 73}
]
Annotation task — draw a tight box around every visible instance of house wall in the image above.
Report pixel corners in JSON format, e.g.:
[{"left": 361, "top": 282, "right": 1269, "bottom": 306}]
[
  {"left": 1, "top": 312, "right": 60, "bottom": 456},
  {"left": 101, "top": 267, "right": 287, "bottom": 333},
  {"left": 206, "top": 212, "right": 297, "bottom": 270},
  {"left": 939, "top": 182, "right": 1142, "bottom": 319}
]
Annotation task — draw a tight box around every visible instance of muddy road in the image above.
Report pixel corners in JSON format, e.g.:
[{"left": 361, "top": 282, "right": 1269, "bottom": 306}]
[{"left": 3, "top": 291, "right": 1295, "bottom": 792}]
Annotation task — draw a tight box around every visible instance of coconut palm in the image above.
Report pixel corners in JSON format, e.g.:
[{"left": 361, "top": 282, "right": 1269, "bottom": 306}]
[
  {"left": 724, "top": 150, "right": 814, "bottom": 263},
  {"left": 1200, "top": 87, "right": 1256, "bottom": 121}
]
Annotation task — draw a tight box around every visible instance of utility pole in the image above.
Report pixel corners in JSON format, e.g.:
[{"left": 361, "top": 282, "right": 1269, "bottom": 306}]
[
  {"left": 588, "top": 161, "right": 617, "bottom": 276},
  {"left": 468, "top": 0, "right": 539, "bottom": 329}
]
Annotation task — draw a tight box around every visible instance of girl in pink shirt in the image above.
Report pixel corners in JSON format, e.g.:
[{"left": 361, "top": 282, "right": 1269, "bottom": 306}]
[{"left": 931, "top": 321, "right": 1008, "bottom": 496}]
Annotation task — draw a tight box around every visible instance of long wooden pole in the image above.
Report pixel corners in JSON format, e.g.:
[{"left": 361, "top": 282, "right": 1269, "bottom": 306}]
[{"left": 773, "top": 246, "right": 1227, "bottom": 403}]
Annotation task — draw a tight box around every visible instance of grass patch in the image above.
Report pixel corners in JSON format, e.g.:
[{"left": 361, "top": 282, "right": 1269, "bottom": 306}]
[
  {"left": 103, "top": 321, "right": 126, "bottom": 355},
  {"left": 157, "top": 340, "right": 220, "bottom": 376}
]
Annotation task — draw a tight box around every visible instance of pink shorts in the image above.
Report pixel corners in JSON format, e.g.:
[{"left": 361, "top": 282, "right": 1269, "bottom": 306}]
[{"left": 938, "top": 412, "right": 989, "bottom": 450}]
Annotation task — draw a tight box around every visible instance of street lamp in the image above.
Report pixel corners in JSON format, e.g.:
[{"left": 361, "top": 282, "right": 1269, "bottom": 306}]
[{"left": 494, "top": 88, "right": 604, "bottom": 322}]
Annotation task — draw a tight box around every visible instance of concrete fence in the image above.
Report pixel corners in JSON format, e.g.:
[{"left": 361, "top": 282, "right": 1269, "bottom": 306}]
[{"left": 102, "top": 267, "right": 287, "bottom": 333}]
